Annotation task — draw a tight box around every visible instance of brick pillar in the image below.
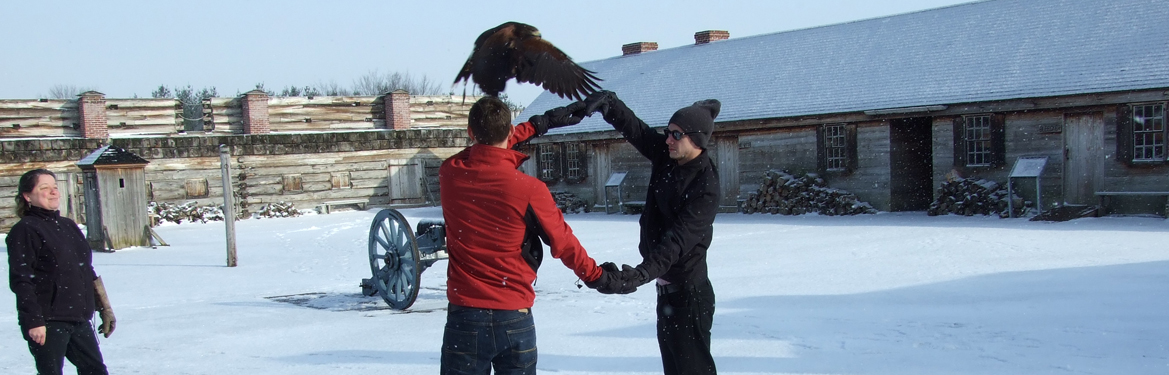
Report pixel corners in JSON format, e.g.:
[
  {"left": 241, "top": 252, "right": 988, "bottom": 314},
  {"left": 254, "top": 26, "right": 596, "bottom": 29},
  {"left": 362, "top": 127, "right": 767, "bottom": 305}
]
[
  {"left": 385, "top": 89, "right": 411, "bottom": 130},
  {"left": 78, "top": 91, "right": 108, "bottom": 139},
  {"left": 694, "top": 30, "right": 730, "bottom": 45},
  {"left": 622, "top": 42, "right": 658, "bottom": 56},
  {"left": 242, "top": 89, "right": 270, "bottom": 134}
]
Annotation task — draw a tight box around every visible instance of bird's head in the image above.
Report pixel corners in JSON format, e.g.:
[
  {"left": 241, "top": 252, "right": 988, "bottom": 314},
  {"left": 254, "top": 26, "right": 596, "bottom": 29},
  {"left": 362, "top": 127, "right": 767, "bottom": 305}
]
[{"left": 510, "top": 22, "right": 541, "bottom": 39}]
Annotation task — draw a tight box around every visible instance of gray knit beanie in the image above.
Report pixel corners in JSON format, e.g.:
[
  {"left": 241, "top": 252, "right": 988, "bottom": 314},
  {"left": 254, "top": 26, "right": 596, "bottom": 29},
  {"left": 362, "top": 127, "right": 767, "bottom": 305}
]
[{"left": 667, "top": 99, "right": 721, "bottom": 149}]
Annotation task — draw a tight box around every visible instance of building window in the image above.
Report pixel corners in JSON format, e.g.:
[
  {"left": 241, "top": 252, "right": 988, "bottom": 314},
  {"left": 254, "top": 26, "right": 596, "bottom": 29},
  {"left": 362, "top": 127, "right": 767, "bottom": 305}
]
[
  {"left": 953, "top": 114, "right": 1005, "bottom": 168},
  {"left": 184, "top": 179, "right": 209, "bottom": 198},
  {"left": 282, "top": 174, "right": 303, "bottom": 193},
  {"left": 964, "top": 115, "right": 993, "bottom": 167},
  {"left": 1132, "top": 103, "right": 1165, "bottom": 162},
  {"left": 564, "top": 142, "right": 589, "bottom": 184},
  {"left": 823, "top": 124, "right": 847, "bottom": 171},
  {"left": 537, "top": 143, "right": 561, "bottom": 183},
  {"left": 817, "top": 123, "right": 857, "bottom": 173},
  {"left": 331, "top": 172, "right": 351, "bottom": 189}
]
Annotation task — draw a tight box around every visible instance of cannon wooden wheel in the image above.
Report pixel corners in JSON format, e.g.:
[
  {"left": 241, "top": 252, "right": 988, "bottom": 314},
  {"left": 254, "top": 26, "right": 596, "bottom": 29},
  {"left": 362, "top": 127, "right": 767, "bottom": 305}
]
[{"left": 367, "top": 209, "right": 422, "bottom": 310}]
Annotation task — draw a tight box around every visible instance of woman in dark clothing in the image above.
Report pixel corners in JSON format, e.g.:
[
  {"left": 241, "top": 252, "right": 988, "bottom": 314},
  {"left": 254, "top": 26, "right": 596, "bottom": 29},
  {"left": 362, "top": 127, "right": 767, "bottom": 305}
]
[
  {"left": 581, "top": 91, "right": 722, "bottom": 375},
  {"left": 7, "top": 169, "right": 115, "bottom": 375}
]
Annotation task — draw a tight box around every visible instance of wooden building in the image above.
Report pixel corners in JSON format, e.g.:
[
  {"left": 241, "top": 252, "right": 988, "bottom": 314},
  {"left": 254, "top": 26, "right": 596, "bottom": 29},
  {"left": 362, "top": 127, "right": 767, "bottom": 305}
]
[
  {"left": 518, "top": 0, "right": 1169, "bottom": 216},
  {"left": 77, "top": 146, "right": 151, "bottom": 250}
]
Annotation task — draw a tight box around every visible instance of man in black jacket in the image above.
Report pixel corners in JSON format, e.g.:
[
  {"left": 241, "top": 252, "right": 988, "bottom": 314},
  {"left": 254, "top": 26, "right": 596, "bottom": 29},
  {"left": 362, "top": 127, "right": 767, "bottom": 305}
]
[{"left": 581, "top": 91, "right": 721, "bottom": 375}]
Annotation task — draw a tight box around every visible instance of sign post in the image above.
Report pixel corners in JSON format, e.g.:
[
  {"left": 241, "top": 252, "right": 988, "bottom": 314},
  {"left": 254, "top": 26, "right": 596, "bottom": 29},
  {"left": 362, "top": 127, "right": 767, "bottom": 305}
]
[
  {"left": 604, "top": 172, "right": 628, "bottom": 214},
  {"left": 220, "top": 145, "right": 238, "bottom": 267},
  {"left": 1007, "top": 156, "right": 1048, "bottom": 218}
]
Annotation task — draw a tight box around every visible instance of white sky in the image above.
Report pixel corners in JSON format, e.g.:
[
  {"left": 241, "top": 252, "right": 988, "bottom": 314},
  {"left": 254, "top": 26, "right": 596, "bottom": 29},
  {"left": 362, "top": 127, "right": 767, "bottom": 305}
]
[{"left": 0, "top": 0, "right": 974, "bottom": 106}]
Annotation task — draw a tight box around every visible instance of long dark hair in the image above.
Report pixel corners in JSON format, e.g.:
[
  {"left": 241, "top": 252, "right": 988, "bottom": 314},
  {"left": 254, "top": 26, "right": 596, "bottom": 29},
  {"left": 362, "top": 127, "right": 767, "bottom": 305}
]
[{"left": 15, "top": 169, "right": 56, "bottom": 218}]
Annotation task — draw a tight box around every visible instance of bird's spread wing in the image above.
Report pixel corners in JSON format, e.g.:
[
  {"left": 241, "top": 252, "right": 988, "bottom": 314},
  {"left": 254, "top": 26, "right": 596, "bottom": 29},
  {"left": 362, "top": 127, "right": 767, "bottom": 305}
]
[
  {"left": 514, "top": 37, "right": 601, "bottom": 101},
  {"left": 454, "top": 24, "right": 512, "bottom": 86}
]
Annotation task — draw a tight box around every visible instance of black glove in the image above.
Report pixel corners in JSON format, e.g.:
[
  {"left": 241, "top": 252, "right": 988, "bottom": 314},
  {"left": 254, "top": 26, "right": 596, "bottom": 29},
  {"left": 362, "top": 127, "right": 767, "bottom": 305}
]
[
  {"left": 580, "top": 90, "right": 616, "bottom": 118},
  {"left": 585, "top": 262, "right": 641, "bottom": 294},
  {"left": 616, "top": 264, "right": 650, "bottom": 287},
  {"left": 529, "top": 101, "right": 588, "bottom": 135},
  {"left": 587, "top": 262, "right": 650, "bottom": 294}
]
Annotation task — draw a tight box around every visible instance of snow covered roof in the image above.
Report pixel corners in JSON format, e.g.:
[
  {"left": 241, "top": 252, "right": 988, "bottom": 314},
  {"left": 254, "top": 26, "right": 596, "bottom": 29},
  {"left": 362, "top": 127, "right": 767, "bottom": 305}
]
[
  {"left": 519, "top": 0, "right": 1169, "bottom": 135},
  {"left": 77, "top": 145, "right": 149, "bottom": 168}
]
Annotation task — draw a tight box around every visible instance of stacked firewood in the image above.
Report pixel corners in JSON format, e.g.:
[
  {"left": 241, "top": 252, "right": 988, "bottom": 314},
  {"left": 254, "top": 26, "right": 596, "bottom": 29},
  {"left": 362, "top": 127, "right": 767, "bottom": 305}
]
[
  {"left": 256, "top": 201, "right": 302, "bottom": 219},
  {"left": 742, "top": 171, "right": 877, "bottom": 216},
  {"left": 926, "top": 178, "right": 1028, "bottom": 217},
  {"left": 149, "top": 202, "right": 225, "bottom": 225},
  {"left": 551, "top": 191, "right": 589, "bottom": 214}
]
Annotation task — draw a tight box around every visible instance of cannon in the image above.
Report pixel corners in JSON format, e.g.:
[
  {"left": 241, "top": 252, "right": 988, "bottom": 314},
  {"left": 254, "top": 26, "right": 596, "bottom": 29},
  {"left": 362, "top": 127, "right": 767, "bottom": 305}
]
[{"left": 360, "top": 209, "right": 448, "bottom": 310}]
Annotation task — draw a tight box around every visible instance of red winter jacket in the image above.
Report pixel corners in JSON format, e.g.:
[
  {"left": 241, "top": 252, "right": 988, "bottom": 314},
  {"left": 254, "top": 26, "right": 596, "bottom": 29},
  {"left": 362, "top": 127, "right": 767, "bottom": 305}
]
[{"left": 440, "top": 122, "right": 602, "bottom": 310}]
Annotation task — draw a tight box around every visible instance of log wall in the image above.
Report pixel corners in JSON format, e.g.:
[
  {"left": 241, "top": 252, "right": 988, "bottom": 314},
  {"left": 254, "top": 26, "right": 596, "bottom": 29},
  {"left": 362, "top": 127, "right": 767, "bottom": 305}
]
[
  {"left": 0, "top": 129, "right": 470, "bottom": 232},
  {"left": 0, "top": 99, "right": 181, "bottom": 139}
]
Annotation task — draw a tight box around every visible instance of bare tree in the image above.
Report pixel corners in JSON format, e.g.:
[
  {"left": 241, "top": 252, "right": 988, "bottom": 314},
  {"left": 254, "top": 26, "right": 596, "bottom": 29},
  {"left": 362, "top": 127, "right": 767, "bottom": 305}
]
[
  {"left": 313, "top": 80, "right": 351, "bottom": 96},
  {"left": 351, "top": 70, "right": 443, "bottom": 96},
  {"left": 45, "top": 84, "right": 97, "bottom": 99}
]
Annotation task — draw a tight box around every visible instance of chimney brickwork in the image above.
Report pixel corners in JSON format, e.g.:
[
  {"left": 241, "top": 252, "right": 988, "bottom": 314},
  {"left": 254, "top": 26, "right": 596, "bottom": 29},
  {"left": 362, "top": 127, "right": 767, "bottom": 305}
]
[
  {"left": 78, "top": 91, "right": 108, "bottom": 139},
  {"left": 242, "top": 90, "right": 270, "bottom": 135},
  {"left": 694, "top": 30, "right": 730, "bottom": 45},
  {"left": 622, "top": 42, "right": 659, "bottom": 56},
  {"left": 385, "top": 90, "right": 411, "bottom": 130}
]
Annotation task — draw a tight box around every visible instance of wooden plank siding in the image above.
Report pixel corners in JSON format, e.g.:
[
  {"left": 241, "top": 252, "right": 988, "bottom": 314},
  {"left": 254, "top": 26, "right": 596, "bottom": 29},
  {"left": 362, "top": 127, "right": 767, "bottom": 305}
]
[
  {"left": 0, "top": 100, "right": 80, "bottom": 138},
  {"left": 207, "top": 97, "right": 244, "bottom": 134},
  {"left": 0, "top": 99, "right": 180, "bottom": 138},
  {"left": 266, "top": 96, "right": 386, "bottom": 132},
  {"left": 104, "top": 99, "right": 182, "bottom": 136},
  {"left": 408, "top": 95, "right": 478, "bottom": 128},
  {"left": 94, "top": 166, "right": 150, "bottom": 249}
]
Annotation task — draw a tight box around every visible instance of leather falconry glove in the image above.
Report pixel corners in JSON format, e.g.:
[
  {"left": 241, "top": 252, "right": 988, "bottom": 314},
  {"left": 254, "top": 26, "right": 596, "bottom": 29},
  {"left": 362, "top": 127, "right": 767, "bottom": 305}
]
[
  {"left": 93, "top": 276, "right": 116, "bottom": 338},
  {"left": 580, "top": 90, "right": 616, "bottom": 118},
  {"left": 529, "top": 101, "right": 588, "bottom": 135}
]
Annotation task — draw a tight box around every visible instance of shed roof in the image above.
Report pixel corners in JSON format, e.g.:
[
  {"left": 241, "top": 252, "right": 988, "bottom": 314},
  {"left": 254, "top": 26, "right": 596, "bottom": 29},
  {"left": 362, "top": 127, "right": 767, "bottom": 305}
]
[
  {"left": 77, "top": 145, "right": 149, "bottom": 168},
  {"left": 519, "top": 0, "right": 1169, "bottom": 135}
]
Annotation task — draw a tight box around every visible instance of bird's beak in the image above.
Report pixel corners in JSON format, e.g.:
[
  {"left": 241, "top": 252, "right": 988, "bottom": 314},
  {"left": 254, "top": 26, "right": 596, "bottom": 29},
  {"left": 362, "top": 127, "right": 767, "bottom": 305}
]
[{"left": 532, "top": 31, "right": 542, "bottom": 37}]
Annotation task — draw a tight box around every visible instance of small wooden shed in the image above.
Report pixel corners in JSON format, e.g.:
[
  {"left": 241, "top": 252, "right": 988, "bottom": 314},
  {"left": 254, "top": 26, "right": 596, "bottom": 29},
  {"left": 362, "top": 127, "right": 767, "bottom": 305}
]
[{"left": 77, "top": 146, "right": 150, "bottom": 251}]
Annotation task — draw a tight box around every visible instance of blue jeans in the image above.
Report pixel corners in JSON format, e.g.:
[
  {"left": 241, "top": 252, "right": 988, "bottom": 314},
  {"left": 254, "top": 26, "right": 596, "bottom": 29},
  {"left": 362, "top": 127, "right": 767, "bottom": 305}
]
[{"left": 441, "top": 304, "right": 537, "bottom": 375}]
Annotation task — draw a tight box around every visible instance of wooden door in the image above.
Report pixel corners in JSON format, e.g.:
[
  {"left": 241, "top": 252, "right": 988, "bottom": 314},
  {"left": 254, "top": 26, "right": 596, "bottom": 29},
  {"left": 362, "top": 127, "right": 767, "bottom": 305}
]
[
  {"left": 713, "top": 136, "right": 740, "bottom": 210},
  {"left": 387, "top": 159, "right": 422, "bottom": 203},
  {"left": 1062, "top": 112, "right": 1104, "bottom": 205},
  {"left": 889, "top": 118, "right": 934, "bottom": 211}
]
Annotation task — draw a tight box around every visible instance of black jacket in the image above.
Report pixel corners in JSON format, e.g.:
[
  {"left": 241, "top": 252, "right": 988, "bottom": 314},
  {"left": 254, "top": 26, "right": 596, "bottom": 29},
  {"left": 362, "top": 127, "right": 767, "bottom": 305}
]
[
  {"left": 6, "top": 206, "right": 98, "bottom": 331},
  {"left": 603, "top": 98, "right": 720, "bottom": 285}
]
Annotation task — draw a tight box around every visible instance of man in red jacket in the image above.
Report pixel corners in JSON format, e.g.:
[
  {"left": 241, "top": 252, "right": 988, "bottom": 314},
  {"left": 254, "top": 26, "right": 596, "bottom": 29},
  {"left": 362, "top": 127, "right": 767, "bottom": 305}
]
[{"left": 439, "top": 96, "right": 619, "bottom": 375}]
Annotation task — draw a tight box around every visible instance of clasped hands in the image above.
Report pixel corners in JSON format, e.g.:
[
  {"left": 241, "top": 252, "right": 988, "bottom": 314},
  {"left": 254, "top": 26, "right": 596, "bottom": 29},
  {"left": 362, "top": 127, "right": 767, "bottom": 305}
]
[
  {"left": 584, "top": 262, "right": 648, "bottom": 294},
  {"left": 527, "top": 91, "right": 617, "bottom": 133}
]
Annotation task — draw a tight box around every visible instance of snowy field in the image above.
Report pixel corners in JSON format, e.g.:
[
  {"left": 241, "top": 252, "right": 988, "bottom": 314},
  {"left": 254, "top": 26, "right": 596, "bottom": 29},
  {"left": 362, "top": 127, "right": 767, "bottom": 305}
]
[{"left": 2, "top": 207, "right": 1167, "bottom": 374}]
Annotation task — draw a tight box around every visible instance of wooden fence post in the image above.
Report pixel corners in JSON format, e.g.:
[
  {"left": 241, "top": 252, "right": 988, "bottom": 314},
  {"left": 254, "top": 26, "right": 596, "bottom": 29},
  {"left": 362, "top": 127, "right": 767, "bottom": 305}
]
[{"left": 220, "top": 144, "right": 238, "bottom": 267}]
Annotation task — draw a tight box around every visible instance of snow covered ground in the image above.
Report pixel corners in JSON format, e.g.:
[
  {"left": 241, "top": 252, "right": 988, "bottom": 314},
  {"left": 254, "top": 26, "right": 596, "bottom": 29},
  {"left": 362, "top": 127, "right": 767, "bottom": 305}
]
[{"left": 2, "top": 208, "right": 1167, "bottom": 374}]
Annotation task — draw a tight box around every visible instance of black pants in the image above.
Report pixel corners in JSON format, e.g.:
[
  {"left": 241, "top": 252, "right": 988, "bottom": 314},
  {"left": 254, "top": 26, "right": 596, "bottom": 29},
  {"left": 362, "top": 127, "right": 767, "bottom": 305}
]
[
  {"left": 656, "top": 278, "right": 717, "bottom": 375},
  {"left": 25, "top": 321, "right": 108, "bottom": 375}
]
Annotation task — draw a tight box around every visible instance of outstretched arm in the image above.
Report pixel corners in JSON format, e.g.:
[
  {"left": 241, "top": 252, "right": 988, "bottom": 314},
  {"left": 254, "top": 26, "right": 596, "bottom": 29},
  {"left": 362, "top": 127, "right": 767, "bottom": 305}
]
[
  {"left": 508, "top": 101, "right": 589, "bottom": 149},
  {"left": 584, "top": 91, "right": 669, "bottom": 162}
]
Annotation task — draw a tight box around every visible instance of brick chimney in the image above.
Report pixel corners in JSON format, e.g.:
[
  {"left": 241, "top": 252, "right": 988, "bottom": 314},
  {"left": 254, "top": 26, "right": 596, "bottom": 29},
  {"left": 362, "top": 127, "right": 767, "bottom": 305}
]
[
  {"left": 385, "top": 90, "right": 411, "bottom": 130},
  {"left": 78, "top": 91, "right": 108, "bottom": 139},
  {"left": 694, "top": 30, "right": 730, "bottom": 45},
  {"left": 241, "top": 89, "right": 270, "bottom": 134},
  {"left": 622, "top": 42, "right": 658, "bottom": 56}
]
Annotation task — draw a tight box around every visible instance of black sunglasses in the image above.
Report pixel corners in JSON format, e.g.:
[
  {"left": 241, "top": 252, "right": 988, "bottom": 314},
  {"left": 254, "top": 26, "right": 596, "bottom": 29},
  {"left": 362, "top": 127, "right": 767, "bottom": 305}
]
[{"left": 666, "top": 129, "right": 701, "bottom": 140}]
